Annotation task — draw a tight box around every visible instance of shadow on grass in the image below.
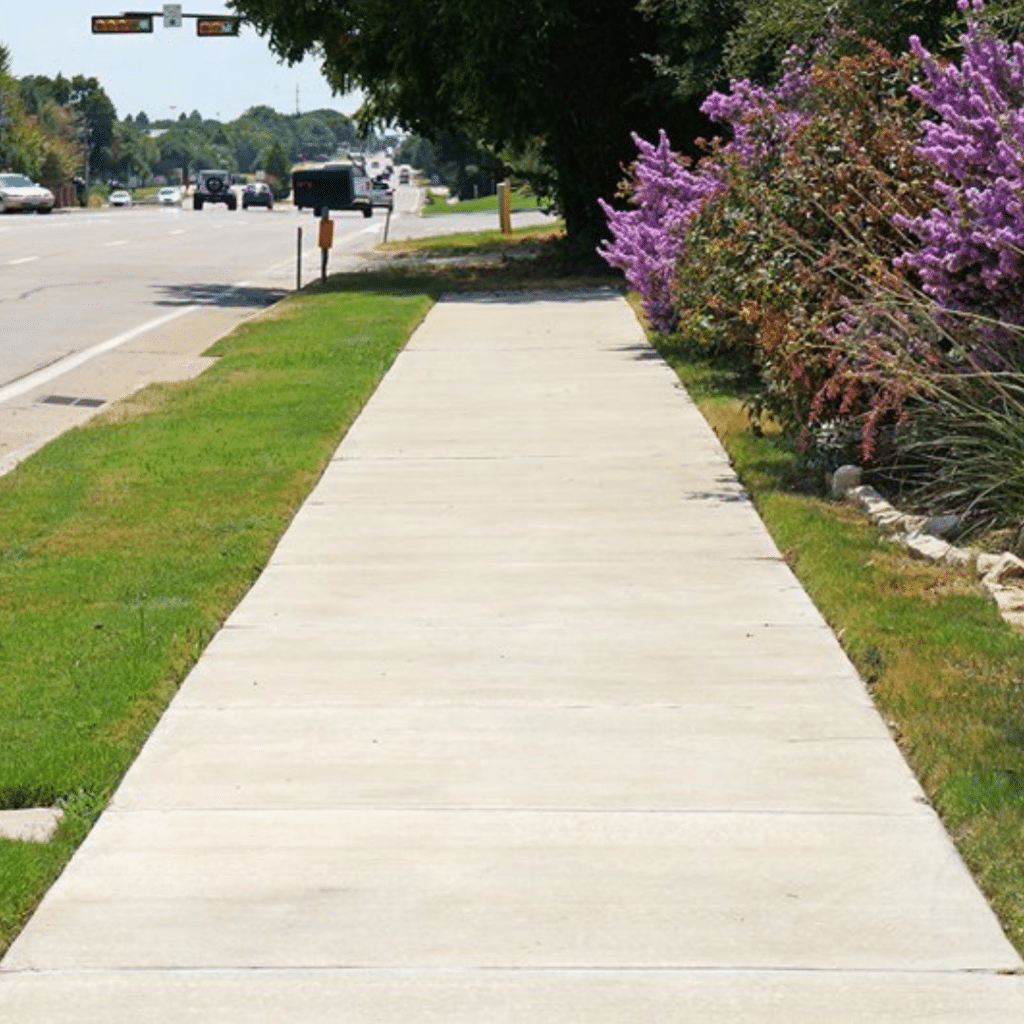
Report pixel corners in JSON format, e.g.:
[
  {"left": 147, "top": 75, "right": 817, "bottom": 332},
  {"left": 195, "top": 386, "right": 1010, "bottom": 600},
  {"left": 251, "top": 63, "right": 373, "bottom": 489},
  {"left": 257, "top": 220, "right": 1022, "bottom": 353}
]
[{"left": 346, "top": 229, "right": 621, "bottom": 297}]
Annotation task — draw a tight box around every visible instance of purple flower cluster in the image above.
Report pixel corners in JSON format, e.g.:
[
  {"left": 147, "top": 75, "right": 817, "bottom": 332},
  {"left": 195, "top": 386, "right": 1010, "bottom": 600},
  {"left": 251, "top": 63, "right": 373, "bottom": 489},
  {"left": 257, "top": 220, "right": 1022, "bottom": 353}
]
[
  {"left": 598, "top": 61, "right": 811, "bottom": 332},
  {"left": 895, "top": 0, "right": 1024, "bottom": 325},
  {"left": 700, "top": 59, "right": 812, "bottom": 166},
  {"left": 597, "top": 131, "right": 719, "bottom": 333}
]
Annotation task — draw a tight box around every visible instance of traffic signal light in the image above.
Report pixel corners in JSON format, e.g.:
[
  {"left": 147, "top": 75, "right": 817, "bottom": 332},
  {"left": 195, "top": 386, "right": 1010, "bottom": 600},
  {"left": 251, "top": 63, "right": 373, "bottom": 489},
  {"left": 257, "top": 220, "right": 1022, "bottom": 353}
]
[
  {"left": 196, "top": 16, "right": 241, "bottom": 36},
  {"left": 91, "top": 15, "right": 154, "bottom": 33}
]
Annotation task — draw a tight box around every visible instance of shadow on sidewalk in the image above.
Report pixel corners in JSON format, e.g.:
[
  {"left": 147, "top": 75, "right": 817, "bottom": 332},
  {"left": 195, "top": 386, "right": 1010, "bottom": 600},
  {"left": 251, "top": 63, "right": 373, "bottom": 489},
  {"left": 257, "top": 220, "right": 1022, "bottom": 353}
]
[{"left": 152, "top": 283, "right": 290, "bottom": 308}]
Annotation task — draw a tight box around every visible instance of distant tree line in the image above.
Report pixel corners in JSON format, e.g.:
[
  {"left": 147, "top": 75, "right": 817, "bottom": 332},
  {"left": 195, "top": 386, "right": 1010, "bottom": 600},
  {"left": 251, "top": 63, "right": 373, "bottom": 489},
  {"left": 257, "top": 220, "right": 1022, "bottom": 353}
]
[{"left": 0, "top": 42, "right": 391, "bottom": 202}]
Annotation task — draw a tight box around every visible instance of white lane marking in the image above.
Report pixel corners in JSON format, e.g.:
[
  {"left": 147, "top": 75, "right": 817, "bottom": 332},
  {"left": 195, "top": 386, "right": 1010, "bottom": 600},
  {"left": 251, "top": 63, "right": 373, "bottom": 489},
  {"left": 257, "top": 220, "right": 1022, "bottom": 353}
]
[
  {"left": 104, "top": 240, "right": 128, "bottom": 247},
  {"left": 7, "top": 256, "right": 39, "bottom": 265},
  {"left": 168, "top": 229, "right": 185, "bottom": 235},
  {"left": 0, "top": 304, "right": 200, "bottom": 406}
]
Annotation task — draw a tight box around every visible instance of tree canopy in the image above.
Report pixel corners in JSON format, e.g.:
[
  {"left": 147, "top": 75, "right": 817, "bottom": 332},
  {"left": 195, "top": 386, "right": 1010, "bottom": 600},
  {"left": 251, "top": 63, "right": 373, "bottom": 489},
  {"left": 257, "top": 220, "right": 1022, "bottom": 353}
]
[
  {"left": 228, "top": 0, "right": 697, "bottom": 244},
  {"left": 227, "top": 0, "right": 956, "bottom": 244}
]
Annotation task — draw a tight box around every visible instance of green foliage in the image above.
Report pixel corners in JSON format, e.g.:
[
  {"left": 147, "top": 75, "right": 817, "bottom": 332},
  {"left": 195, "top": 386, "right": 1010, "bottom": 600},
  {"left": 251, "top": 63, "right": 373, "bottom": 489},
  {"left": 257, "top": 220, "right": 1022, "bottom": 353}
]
[
  {"left": 110, "top": 120, "right": 157, "bottom": 183},
  {"left": 674, "top": 44, "right": 939, "bottom": 465},
  {"left": 262, "top": 139, "right": 290, "bottom": 198},
  {"left": 0, "top": 73, "right": 45, "bottom": 178},
  {"left": 722, "top": 0, "right": 951, "bottom": 82},
  {"left": 227, "top": 0, "right": 692, "bottom": 243},
  {"left": 397, "top": 130, "right": 503, "bottom": 199},
  {"left": 638, "top": 0, "right": 745, "bottom": 100}
]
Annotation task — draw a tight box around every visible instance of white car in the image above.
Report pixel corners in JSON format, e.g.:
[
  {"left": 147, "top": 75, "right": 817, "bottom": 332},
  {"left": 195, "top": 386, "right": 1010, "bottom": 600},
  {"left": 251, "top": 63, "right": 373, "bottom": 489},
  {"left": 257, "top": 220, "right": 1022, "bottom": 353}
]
[
  {"left": 109, "top": 190, "right": 133, "bottom": 207},
  {"left": 157, "top": 186, "right": 181, "bottom": 205},
  {"left": 0, "top": 173, "right": 54, "bottom": 214},
  {"left": 370, "top": 179, "right": 394, "bottom": 208}
]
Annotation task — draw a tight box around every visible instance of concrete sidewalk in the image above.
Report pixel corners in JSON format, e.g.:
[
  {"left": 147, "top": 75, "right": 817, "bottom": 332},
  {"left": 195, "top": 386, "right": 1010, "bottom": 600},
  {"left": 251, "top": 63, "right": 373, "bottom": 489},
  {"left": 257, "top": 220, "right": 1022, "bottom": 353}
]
[{"left": 2, "top": 291, "right": 1022, "bottom": 1021}]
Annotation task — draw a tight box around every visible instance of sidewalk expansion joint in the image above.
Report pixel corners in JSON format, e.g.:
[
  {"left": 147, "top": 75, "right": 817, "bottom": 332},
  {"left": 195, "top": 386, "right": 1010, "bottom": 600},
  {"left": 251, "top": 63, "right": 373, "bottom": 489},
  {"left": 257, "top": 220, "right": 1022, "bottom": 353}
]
[{"left": 3, "top": 965, "right": 1021, "bottom": 978}]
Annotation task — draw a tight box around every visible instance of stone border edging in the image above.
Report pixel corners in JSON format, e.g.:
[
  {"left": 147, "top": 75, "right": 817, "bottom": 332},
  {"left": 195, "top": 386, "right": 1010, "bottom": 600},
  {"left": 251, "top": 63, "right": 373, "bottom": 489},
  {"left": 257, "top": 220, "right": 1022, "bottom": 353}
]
[{"left": 838, "top": 479, "right": 1024, "bottom": 630}]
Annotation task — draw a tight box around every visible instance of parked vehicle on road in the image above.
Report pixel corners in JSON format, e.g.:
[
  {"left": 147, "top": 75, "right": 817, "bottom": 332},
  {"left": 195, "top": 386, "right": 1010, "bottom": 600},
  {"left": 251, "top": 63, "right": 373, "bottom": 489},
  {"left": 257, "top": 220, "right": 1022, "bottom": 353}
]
[
  {"left": 109, "top": 190, "right": 133, "bottom": 207},
  {"left": 242, "top": 182, "right": 273, "bottom": 210},
  {"left": 0, "top": 173, "right": 54, "bottom": 213},
  {"left": 157, "top": 186, "right": 182, "bottom": 206}
]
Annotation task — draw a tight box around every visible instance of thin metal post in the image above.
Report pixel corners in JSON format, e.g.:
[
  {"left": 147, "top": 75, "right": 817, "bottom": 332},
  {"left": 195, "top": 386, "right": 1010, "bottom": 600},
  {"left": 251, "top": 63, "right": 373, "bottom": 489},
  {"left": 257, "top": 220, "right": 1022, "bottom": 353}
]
[{"left": 296, "top": 226, "right": 302, "bottom": 290}]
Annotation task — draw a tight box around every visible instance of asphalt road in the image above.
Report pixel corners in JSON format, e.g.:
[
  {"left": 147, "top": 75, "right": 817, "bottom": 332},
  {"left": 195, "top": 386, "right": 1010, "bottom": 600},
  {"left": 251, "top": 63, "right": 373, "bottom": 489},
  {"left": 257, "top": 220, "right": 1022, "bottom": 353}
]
[
  {"left": 0, "top": 198, "right": 386, "bottom": 394},
  {"left": 0, "top": 184, "right": 544, "bottom": 395}
]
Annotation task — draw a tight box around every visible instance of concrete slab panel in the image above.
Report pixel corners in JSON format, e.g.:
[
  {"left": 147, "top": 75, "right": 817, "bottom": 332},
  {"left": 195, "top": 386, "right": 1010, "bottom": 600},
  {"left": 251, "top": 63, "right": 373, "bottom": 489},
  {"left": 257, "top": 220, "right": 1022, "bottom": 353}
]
[
  {"left": 5, "top": 809, "right": 1017, "bottom": 972},
  {"left": 223, "top": 561, "right": 822, "bottom": 631},
  {"left": 109, "top": 703, "right": 925, "bottom": 814},
  {"left": 174, "top": 621, "right": 874, "bottom": 710},
  {"left": 3, "top": 968, "right": 1023, "bottom": 1024}
]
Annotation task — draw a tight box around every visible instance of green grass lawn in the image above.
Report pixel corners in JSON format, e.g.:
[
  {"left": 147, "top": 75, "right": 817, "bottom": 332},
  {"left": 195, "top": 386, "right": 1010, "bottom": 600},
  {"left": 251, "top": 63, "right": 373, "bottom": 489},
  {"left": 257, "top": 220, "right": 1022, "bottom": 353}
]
[{"left": 422, "top": 189, "right": 544, "bottom": 216}]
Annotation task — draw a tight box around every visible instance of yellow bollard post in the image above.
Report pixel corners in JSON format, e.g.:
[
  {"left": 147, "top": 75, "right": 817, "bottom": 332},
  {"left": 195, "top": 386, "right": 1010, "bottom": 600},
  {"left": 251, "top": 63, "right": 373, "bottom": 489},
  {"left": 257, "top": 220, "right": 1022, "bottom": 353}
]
[
  {"left": 498, "top": 179, "right": 512, "bottom": 234},
  {"left": 318, "top": 211, "right": 334, "bottom": 284}
]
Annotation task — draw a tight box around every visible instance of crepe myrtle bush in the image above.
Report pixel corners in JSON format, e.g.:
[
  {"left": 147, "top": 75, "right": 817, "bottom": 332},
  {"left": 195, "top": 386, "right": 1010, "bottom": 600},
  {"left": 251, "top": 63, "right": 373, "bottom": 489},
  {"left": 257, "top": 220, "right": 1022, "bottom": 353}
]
[
  {"left": 895, "top": 0, "right": 1024, "bottom": 336},
  {"left": 597, "top": 132, "right": 720, "bottom": 334},
  {"left": 597, "top": 54, "right": 815, "bottom": 334},
  {"left": 627, "top": 45, "right": 938, "bottom": 460},
  {"left": 602, "top": 3, "right": 1024, "bottom": 519}
]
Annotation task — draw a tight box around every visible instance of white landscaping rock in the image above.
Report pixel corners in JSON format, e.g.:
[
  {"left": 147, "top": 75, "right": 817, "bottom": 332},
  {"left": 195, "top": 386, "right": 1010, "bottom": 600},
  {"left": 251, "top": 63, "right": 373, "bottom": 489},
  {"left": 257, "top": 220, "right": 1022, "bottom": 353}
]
[
  {"left": 845, "top": 488, "right": 1024, "bottom": 630},
  {"left": 0, "top": 808, "right": 63, "bottom": 843},
  {"left": 829, "top": 464, "right": 862, "bottom": 499},
  {"left": 982, "top": 552, "right": 1024, "bottom": 587},
  {"left": 904, "top": 532, "right": 953, "bottom": 563},
  {"left": 980, "top": 554, "right": 1024, "bottom": 624}
]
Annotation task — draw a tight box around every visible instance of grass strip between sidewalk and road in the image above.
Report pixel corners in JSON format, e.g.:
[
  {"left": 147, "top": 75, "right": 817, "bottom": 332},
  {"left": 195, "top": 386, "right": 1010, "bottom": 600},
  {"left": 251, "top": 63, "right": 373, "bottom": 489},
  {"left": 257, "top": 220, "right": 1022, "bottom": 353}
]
[
  {"left": 0, "top": 276, "right": 434, "bottom": 954},
  {"left": 422, "top": 190, "right": 544, "bottom": 216}
]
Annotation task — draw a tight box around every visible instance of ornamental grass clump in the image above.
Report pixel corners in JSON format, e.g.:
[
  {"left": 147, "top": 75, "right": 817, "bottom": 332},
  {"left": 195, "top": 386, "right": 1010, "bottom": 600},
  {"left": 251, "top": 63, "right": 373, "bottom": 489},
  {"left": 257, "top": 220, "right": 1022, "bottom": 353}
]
[{"left": 884, "top": 342, "right": 1024, "bottom": 530}]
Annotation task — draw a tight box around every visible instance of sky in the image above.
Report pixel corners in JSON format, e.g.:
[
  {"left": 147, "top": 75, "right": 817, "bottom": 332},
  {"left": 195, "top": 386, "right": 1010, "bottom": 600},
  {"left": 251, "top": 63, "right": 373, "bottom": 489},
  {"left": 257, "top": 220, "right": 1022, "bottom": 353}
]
[{"left": 4, "top": 1, "right": 362, "bottom": 122}]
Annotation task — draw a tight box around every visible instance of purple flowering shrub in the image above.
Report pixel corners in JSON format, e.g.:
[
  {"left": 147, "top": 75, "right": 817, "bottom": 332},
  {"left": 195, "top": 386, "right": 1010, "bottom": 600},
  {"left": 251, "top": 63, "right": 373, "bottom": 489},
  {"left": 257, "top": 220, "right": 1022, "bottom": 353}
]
[
  {"left": 895, "top": 0, "right": 1024, "bottom": 334},
  {"left": 676, "top": 46, "right": 938, "bottom": 456},
  {"left": 597, "top": 131, "right": 719, "bottom": 333},
  {"left": 603, "top": 5, "right": 1024, "bottom": 511}
]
